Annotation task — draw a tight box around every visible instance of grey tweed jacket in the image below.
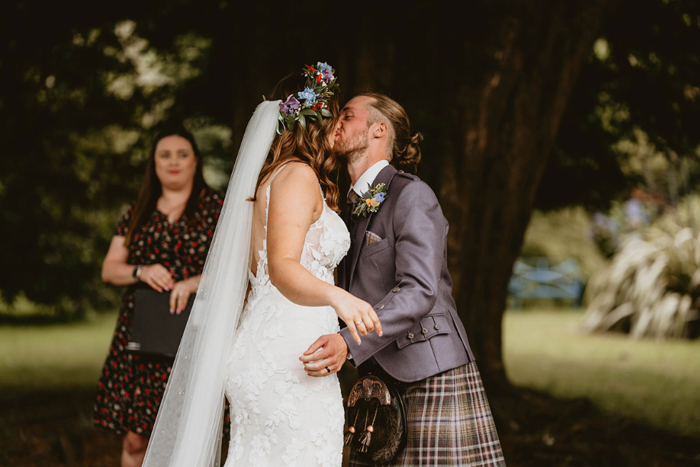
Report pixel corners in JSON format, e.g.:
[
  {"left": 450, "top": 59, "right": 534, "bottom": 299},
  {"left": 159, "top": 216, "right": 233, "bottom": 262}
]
[{"left": 338, "top": 164, "right": 474, "bottom": 383}]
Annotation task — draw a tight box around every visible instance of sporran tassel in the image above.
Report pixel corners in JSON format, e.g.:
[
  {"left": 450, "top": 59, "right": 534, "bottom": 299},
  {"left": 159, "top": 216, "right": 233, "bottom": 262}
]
[
  {"left": 344, "top": 409, "right": 359, "bottom": 446},
  {"left": 343, "top": 426, "right": 356, "bottom": 446},
  {"left": 356, "top": 406, "right": 378, "bottom": 453}
]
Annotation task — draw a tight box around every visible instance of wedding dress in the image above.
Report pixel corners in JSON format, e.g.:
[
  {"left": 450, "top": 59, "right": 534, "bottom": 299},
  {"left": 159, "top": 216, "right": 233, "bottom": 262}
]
[{"left": 223, "top": 163, "right": 350, "bottom": 466}]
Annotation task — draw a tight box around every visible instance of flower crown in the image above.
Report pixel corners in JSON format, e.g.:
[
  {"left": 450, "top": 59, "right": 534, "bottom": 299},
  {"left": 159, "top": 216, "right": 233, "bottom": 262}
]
[{"left": 274, "top": 62, "right": 339, "bottom": 135}]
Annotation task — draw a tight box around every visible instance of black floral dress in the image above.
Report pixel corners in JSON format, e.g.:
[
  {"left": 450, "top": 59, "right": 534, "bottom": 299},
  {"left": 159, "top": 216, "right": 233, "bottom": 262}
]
[{"left": 94, "top": 189, "right": 224, "bottom": 435}]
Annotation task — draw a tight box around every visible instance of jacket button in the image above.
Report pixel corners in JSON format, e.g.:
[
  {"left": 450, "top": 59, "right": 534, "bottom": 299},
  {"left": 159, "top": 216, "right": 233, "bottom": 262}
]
[
  {"left": 392, "top": 287, "right": 400, "bottom": 293},
  {"left": 376, "top": 304, "right": 385, "bottom": 310},
  {"left": 407, "top": 332, "right": 414, "bottom": 339},
  {"left": 434, "top": 324, "right": 441, "bottom": 330},
  {"left": 421, "top": 328, "right": 428, "bottom": 334}
]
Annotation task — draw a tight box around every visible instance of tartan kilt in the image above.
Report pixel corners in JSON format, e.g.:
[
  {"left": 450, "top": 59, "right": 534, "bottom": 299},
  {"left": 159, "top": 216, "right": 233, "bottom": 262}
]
[{"left": 348, "top": 362, "right": 506, "bottom": 466}]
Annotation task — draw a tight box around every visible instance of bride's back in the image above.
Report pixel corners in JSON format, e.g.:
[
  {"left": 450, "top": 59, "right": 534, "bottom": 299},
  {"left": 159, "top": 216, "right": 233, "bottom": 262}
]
[{"left": 249, "top": 160, "right": 325, "bottom": 277}]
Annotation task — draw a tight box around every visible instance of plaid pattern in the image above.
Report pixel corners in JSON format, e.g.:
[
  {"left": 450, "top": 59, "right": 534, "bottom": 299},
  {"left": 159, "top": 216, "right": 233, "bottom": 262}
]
[{"left": 349, "top": 363, "right": 506, "bottom": 466}]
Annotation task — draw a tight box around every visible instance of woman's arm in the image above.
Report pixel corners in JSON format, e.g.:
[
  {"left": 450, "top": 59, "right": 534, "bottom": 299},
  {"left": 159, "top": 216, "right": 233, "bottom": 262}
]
[
  {"left": 266, "top": 163, "right": 382, "bottom": 344},
  {"left": 102, "top": 236, "right": 173, "bottom": 292}
]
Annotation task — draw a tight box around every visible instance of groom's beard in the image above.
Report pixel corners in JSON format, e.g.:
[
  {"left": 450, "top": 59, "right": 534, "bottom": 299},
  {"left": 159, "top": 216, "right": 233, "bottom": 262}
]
[{"left": 334, "top": 131, "right": 369, "bottom": 165}]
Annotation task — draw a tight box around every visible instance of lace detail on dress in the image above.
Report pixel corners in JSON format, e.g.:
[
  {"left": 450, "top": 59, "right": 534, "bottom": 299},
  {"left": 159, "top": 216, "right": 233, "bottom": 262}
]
[{"left": 224, "top": 163, "right": 350, "bottom": 466}]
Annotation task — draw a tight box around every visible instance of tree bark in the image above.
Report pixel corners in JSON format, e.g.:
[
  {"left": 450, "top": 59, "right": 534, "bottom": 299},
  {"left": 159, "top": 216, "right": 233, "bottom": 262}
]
[{"left": 443, "top": 1, "right": 621, "bottom": 390}]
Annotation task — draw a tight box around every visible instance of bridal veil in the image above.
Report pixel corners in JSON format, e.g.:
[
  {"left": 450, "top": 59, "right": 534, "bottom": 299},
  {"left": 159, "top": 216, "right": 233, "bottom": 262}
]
[{"left": 142, "top": 100, "right": 280, "bottom": 466}]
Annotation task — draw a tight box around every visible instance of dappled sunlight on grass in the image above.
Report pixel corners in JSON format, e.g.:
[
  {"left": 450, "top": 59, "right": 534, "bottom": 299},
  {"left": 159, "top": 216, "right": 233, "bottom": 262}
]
[{"left": 504, "top": 308, "right": 700, "bottom": 437}]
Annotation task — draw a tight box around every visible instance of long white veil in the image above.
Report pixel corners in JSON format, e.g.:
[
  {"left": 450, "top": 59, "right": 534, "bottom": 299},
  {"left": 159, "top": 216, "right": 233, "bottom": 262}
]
[{"left": 142, "top": 100, "right": 280, "bottom": 467}]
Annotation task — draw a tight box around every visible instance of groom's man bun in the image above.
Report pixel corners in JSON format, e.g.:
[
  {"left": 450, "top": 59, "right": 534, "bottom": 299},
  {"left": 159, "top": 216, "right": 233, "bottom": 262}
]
[{"left": 360, "top": 92, "right": 422, "bottom": 171}]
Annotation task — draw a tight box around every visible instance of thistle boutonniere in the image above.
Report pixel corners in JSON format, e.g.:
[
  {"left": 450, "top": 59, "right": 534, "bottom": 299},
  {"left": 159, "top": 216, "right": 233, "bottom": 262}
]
[{"left": 352, "top": 183, "right": 388, "bottom": 217}]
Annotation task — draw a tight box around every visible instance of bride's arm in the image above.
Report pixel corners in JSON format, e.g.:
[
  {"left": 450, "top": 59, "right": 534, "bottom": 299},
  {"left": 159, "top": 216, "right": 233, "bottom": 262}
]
[{"left": 267, "top": 163, "right": 382, "bottom": 344}]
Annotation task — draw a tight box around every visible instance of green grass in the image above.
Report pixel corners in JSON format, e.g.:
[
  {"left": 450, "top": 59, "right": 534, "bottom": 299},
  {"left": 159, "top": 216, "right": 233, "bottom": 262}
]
[
  {"left": 504, "top": 308, "right": 700, "bottom": 437},
  {"left": 2, "top": 309, "right": 699, "bottom": 438},
  {"left": 0, "top": 312, "right": 117, "bottom": 396}
]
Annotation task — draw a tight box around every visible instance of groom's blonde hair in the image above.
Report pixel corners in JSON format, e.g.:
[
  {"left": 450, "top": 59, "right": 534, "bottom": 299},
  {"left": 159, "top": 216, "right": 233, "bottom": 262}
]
[{"left": 359, "top": 93, "right": 422, "bottom": 171}]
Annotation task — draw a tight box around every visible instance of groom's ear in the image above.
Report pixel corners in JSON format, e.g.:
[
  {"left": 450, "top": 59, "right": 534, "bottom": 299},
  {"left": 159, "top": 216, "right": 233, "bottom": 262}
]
[{"left": 372, "top": 121, "right": 389, "bottom": 139}]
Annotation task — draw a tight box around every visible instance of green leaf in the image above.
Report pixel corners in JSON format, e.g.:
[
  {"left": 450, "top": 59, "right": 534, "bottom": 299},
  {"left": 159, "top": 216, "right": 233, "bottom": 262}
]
[
  {"left": 300, "top": 109, "right": 316, "bottom": 117},
  {"left": 299, "top": 113, "right": 306, "bottom": 130},
  {"left": 321, "top": 109, "right": 332, "bottom": 117}
]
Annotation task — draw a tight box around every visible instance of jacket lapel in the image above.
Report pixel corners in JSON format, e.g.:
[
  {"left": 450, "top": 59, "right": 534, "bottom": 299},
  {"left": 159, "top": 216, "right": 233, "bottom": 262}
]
[{"left": 347, "top": 164, "right": 397, "bottom": 287}]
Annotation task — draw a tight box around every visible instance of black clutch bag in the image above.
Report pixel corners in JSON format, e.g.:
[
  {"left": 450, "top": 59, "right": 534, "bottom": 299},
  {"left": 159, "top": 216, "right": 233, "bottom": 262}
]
[
  {"left": 344, "top": 374, "right": 408, "bottom": 465},
  {"left": 126, "top": 288, "right": 195, "bottom": 358}
]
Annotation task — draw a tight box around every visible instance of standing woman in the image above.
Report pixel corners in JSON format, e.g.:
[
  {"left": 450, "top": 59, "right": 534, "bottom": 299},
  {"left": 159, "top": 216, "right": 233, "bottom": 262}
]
[{"left": 94, "top": 127, "right": 224, "bottom": 467}]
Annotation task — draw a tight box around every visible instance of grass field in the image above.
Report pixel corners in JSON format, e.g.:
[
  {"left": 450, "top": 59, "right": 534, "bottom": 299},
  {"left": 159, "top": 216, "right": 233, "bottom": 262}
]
[
  {"left": 2, "top": 309, "right": 699, "bottom": 438},
  {"left": 504, "top": 308, "right": 700, "bottom": 437},
  {"left": 0, "top": 313, "right": 115, "bottom": 396}
]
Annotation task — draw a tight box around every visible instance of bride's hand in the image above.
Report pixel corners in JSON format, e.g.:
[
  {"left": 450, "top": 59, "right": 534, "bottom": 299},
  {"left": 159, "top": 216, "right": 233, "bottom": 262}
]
[{"left": 330, "top": 289, "right": 383, "bottom": 344}]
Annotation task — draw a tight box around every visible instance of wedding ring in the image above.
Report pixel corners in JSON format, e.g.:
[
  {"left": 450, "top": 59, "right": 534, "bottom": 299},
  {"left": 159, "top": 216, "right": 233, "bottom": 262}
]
[
  {"left": 325, "top": 366, "right": 331, "bottom": 373},
  {"left": 355, "top": 321, "right": 363, "bottom": 326},
  {"left": 178, "top": 291, "right": 184, "bottom": 296}
]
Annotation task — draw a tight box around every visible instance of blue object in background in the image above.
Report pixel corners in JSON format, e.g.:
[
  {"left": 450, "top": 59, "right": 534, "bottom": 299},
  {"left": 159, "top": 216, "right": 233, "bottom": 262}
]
[{"left": 508, "top": 257, "right": 584, "bottom": 308}]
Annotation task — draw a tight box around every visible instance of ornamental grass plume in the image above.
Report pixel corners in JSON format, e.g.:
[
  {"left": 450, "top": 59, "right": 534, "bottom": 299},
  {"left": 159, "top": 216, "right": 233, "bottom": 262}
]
[{"left": 582, "top": 195, "right": 700, "bottom": 340}]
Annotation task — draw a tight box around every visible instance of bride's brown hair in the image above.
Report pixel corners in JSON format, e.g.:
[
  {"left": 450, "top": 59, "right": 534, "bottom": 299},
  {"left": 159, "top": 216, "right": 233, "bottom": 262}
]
[{"left": 252, "top": 72, "right": 340, "bottom": 211}]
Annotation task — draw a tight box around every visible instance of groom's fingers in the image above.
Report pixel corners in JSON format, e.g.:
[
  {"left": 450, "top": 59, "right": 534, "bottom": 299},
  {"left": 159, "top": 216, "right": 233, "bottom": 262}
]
[
  {"left": 304, "top": 356, "right": 340, "bottom": 376},
  {"left": 301, "top": 336, "right": 328, "bottom": 357},
  {"left": 299, "top": 345, "right": 331, "bottom": 363}
]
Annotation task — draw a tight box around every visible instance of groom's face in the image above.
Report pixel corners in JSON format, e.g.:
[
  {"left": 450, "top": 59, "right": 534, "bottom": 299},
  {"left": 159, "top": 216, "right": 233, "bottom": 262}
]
[{"left": 334, "top": 96, "right": 372, "bottom": 163}]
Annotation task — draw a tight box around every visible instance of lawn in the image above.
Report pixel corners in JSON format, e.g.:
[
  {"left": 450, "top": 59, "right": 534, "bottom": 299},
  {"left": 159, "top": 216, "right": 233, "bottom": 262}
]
[
  {"left": 503, "top": 308, "right": 700, "bottom": 438},
  {"left": 0, "top": 313, "right": 116, "bottom": 397},
  {"left": 1, "top": 309, "right": 699, "bottom": 439}
]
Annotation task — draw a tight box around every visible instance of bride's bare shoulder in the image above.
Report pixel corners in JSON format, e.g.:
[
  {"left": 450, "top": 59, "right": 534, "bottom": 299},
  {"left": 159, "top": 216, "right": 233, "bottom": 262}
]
[{"left": 270, "top": 161, "right": 319, "bottom": 190}]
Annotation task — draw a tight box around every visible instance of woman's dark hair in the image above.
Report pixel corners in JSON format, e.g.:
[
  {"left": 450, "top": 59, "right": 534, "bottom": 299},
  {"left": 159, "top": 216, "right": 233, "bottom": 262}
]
[
  {"left": 251, "top": 71, "right": 340, "bottom": 211},
  {"left": 125, "top": 126, "right": 209, "bottom": 247}
]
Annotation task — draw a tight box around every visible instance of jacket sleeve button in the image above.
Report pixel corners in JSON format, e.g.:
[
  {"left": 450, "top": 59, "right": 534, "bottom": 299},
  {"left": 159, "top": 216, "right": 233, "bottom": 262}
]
[
  {"left": 434, "top": 324, "right": 441, "bottom": 330},
  {"left": 392, "top": 287, "right": 400, "bottom": 293},
  {"left": 421, "top": 328, "right": 428, "bottom": 334},
  {"left": 407, "top": 332, "right": 414, "bottom": 339}
]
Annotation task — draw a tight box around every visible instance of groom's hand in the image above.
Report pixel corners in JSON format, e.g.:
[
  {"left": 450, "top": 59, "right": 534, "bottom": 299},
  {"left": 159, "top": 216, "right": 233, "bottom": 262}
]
[{"left": 300, "top": 334, "right": 348, "bottom": 377}]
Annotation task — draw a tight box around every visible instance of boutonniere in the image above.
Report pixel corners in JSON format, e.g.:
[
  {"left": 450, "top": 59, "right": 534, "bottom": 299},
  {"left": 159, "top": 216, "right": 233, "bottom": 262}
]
[{"left": 352, "top": 183, "right": 387, "bottom": 217}]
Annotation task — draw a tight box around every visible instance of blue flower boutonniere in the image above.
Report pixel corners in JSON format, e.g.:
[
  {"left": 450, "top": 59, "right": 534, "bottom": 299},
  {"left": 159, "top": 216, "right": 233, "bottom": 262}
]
[{"left": 352, "top": 183, "right": 388, "bottom": 217}]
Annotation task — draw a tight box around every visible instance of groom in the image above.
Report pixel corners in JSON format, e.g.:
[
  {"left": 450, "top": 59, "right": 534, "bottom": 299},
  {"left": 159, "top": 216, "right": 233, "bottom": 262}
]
[{"left": 301, "top": 93, "right": 506, "bottom": 466}]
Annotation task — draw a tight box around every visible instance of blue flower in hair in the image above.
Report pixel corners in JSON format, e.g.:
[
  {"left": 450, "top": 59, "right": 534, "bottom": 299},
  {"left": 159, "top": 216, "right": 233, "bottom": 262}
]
[
  {"left": 316, "top": 62, "right": 331, "bottom": 72},
  {"left": 298, "top": 87, "right": 317, "bottom": 105}
]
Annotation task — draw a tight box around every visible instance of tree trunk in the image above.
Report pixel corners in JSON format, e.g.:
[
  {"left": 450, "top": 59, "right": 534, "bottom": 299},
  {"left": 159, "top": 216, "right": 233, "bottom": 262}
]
[{"left": 444, "top": 1, "right": 621, "bottom": 390}]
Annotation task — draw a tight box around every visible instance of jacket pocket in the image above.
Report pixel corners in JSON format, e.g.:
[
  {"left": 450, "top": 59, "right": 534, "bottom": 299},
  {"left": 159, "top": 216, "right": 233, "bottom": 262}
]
[
  {"left": 396, "top": 313, "right": 452, "bottom": 349},
  {"left": 361, "top": 237, "right": 391, "bottom": 257}
]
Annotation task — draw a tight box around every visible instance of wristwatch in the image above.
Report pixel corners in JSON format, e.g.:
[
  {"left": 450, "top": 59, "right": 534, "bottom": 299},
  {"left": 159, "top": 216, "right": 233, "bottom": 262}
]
[{"left": 132, "top": 265, "right": 143, "bottom": 280}]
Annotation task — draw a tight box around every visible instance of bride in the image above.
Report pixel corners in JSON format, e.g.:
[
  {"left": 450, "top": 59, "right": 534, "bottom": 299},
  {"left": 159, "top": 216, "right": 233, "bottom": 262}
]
[{"left": 142, "top": 64, "right": 382, "bottom": 467}]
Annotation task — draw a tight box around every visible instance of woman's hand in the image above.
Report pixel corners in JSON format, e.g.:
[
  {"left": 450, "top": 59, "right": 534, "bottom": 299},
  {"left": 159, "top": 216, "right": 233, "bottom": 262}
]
[
  {"left": 169, "top": 276, "right": 199, "bottom": 314},
  {"left": 330, "top": 289, "right": 383, "bottom": 345},
  {"left": 140, "top": 264, "right": 174, "bottom": 293}
]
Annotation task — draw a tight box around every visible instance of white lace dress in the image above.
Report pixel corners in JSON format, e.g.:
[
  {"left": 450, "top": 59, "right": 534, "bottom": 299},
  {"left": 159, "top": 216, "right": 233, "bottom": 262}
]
[{"left": 224, "top": 166, "right": 350, "bottom": 466}]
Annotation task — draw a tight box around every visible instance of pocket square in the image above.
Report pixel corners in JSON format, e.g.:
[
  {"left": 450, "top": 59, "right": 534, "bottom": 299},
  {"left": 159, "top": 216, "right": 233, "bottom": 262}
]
[{"left": 365, "top": 231, "right": 383, "bottom": 246}]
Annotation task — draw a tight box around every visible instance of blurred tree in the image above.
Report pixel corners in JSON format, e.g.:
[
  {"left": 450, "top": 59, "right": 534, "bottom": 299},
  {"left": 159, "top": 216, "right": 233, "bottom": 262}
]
[
  {"left": 0, "top": 1, "right": 228, "bottom": 318},
  {"left": 537, "top": 0, "right": 700, "bottom": 212}
]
